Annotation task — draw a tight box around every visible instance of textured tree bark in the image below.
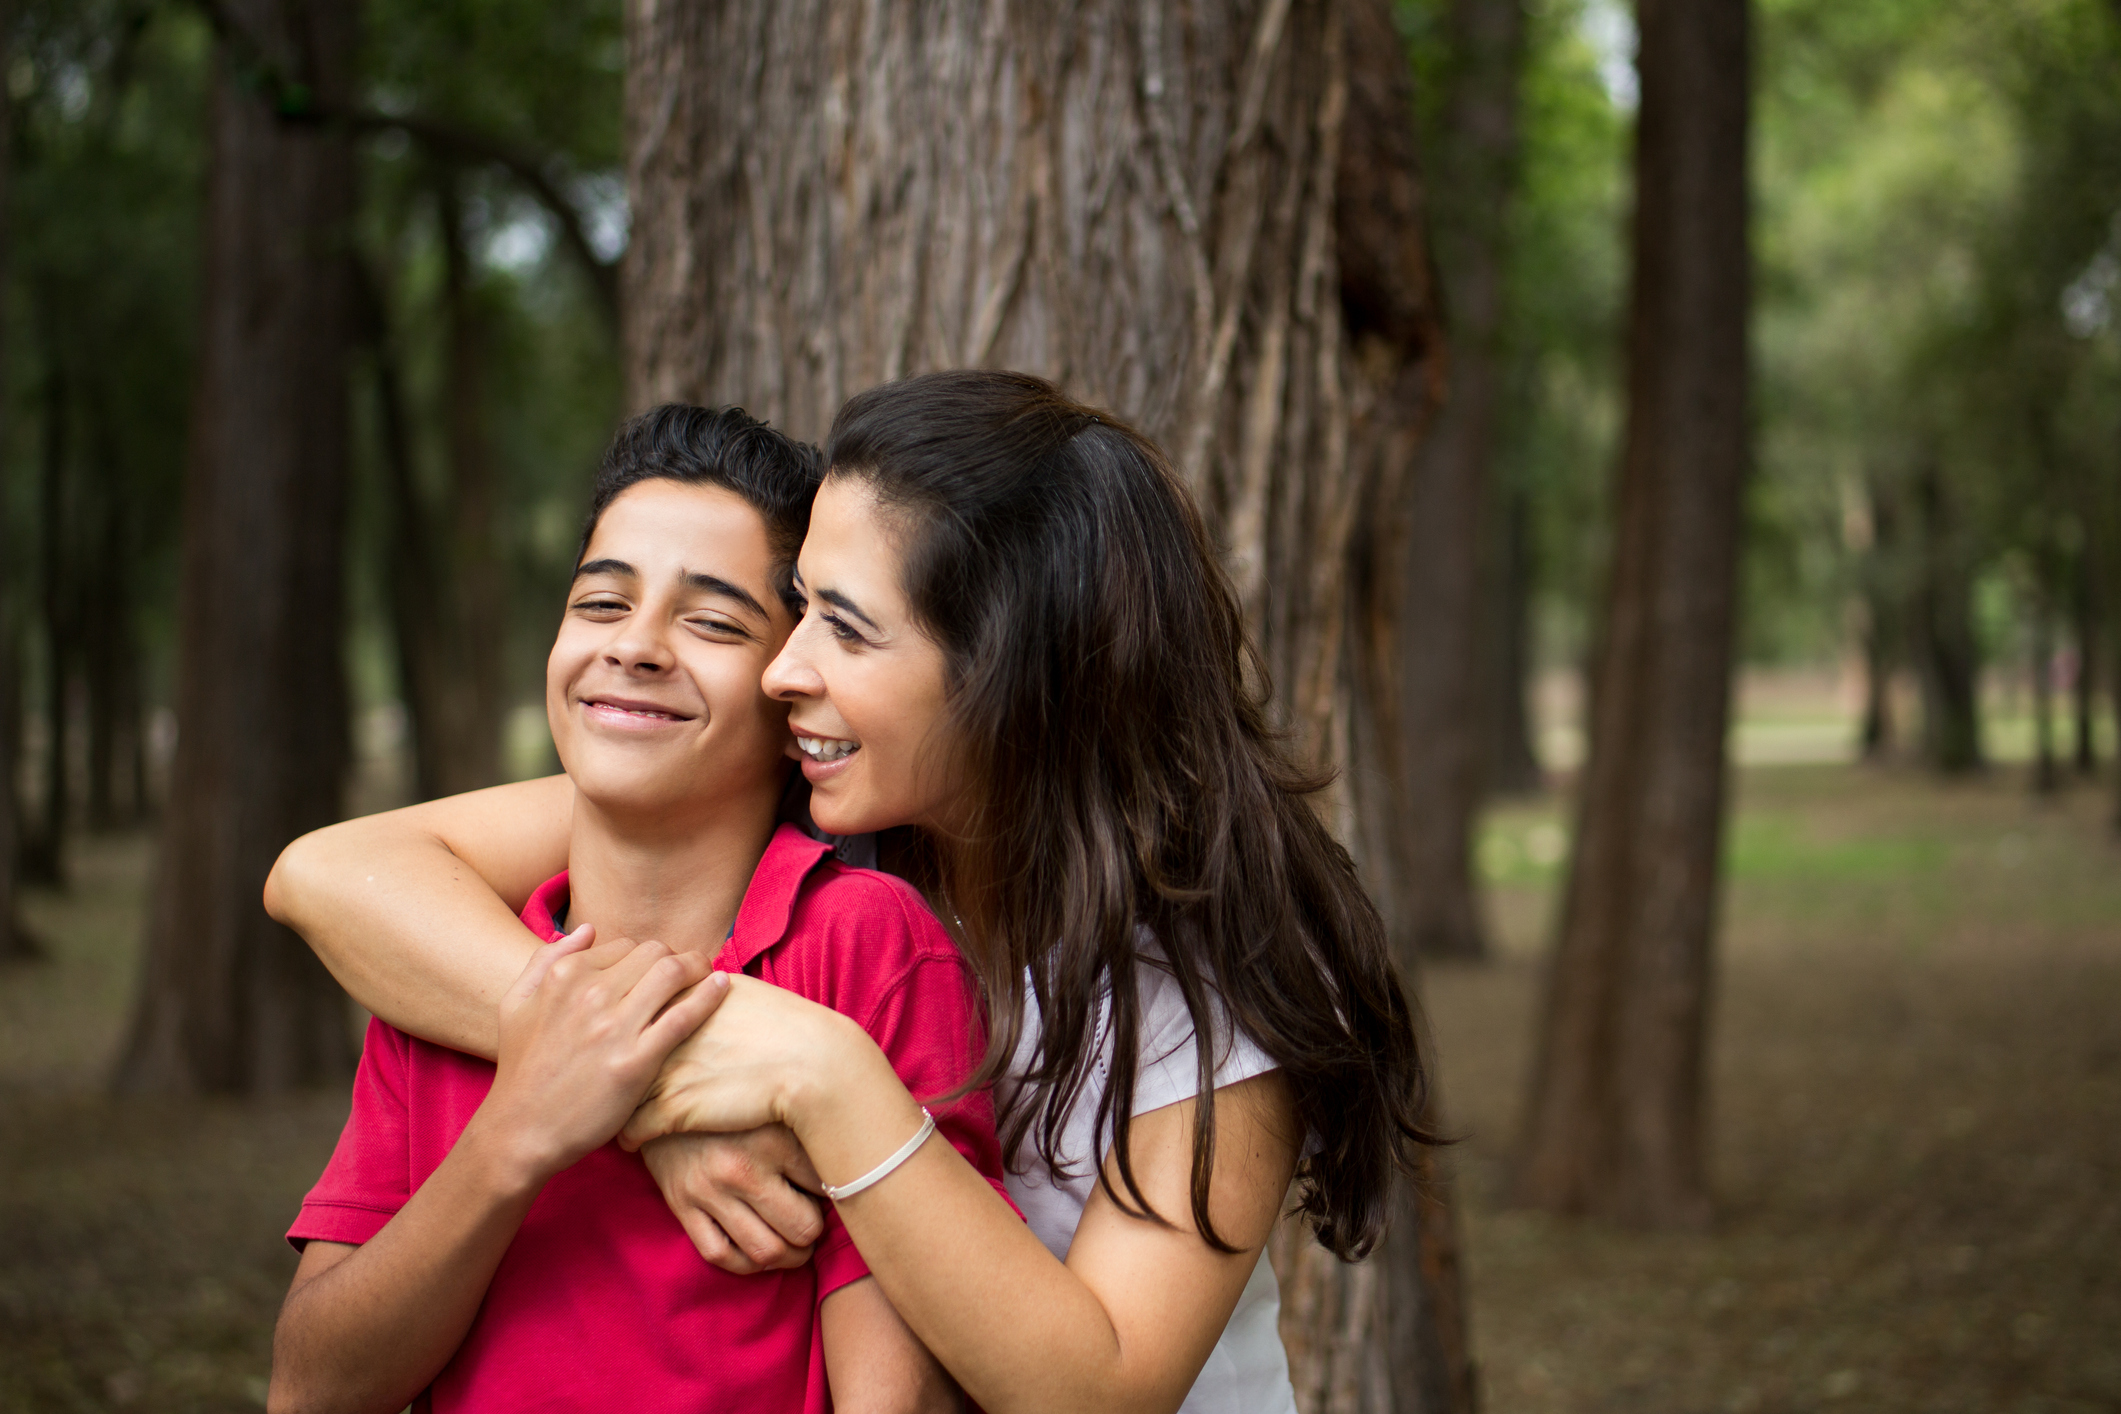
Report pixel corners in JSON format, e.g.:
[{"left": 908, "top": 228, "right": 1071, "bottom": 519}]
[
  {"left": 114, "top": 0, "right": 359, "bottom": 1093},
  {"left": 1909, "top": 456, "right": 1983, "bottom": 773},
  {"left": 1512, "top": 0, "right": 1749, "bottom": 1231},
  {"left": 626, "top": 0, "right": 1467, "bottom": 1403}
]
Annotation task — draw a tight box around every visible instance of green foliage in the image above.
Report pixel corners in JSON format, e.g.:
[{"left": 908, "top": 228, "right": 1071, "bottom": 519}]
[
  {"left": 1753, "top": 0, "right": 2121, "bottom": 683},
  {"left": 4, "top": 0, "right": 626, "bottom": 820},
  {"left": 1501, "top": 0, "right": 1630, "bottom": 665}
]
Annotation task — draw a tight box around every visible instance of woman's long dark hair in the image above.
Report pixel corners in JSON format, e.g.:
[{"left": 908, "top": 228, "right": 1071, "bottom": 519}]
[{"left": 826, "top": 370, "right": 1436, "bottom": 1259}]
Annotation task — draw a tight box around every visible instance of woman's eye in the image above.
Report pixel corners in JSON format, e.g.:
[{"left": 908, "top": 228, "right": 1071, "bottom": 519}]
[
  {"left": 572, "top": 597, "right": 627, "bottom": 614},
  {"left": 823, "top": 614, "right": 865, "bottom": 645},
  {"left": 688, "top": 616, "right": 745, "bottom": 639}
]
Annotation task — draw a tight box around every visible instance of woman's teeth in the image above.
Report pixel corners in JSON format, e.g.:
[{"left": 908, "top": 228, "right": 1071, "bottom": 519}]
[{"left": 798, "top": 736, "right": 859, "bottom": 762}]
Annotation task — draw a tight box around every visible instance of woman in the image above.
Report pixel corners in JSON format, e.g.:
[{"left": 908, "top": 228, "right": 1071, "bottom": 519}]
[{"left": 268, "top": 371, "right": 1434, "bottom": 1414}]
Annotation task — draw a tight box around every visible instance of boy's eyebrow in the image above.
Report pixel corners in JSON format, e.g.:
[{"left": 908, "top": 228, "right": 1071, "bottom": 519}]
[
  {"left": 573, "top": 557, "right": 637, "bottom": 581},
  {"left": 682, "top": 571, "right": 771, "bottom": 623}
]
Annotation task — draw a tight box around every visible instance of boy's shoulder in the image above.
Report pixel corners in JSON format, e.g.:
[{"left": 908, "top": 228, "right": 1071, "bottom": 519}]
[
  {"left": 797, "top": 856, "right": 960, "bottom": 962},
  {"left": 733, "top": 826, "right": 971, "bottom": 1028}
]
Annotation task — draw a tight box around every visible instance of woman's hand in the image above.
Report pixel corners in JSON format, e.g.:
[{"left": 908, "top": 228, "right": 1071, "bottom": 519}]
[
  {"left": 640, "top": 1128, "right": 827, "bottom": 1274},
  {"left": 620, "top": 973, "right": 874, "bottom": 1149}
]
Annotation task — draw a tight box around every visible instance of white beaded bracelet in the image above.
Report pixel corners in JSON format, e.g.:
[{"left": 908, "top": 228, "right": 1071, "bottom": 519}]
[{"left": 821, "top": 1108, "right": 936, "bottom": 1203}]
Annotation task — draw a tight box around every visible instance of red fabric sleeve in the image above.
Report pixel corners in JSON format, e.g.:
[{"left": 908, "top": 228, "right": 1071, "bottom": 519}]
[
  {"left": 789, "top": 871, "right": 1020, "bottom": 1301},
  {"left": 286, "top": 1017, "right": 414, "bottom": 1250}
]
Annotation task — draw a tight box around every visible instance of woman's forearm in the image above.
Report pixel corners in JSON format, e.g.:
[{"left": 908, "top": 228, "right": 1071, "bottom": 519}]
[
  {"left": 264, "top": 777, "right": 574, "bottom": 1058},
  {"left": 785, "top": 1025, "right": 1285, "bottom": 1414}
]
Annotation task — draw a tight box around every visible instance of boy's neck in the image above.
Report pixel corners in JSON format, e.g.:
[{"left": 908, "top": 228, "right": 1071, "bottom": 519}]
[{"left": 563, "top": 787, "right": 783, "bottom": 956}]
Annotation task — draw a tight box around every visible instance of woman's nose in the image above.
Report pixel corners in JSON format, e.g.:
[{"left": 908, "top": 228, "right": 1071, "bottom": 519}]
[{"left": 762, "top": 622, "right": 823, "bottom": 700}]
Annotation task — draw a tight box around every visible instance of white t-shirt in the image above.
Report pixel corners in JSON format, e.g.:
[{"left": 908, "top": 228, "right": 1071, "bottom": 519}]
[{"left": 997, "top": 955, "right": 1299, "bottom": 1414}]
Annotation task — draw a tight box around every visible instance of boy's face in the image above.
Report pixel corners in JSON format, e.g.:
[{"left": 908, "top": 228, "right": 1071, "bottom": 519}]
[{"left": 547, "top": 480, "right": 796, "bottom": 823}]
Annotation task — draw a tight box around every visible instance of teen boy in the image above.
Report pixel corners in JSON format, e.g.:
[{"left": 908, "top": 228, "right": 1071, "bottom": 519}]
[{"left": 267, "top": 408, "right": 1004, "bottom": 1414}]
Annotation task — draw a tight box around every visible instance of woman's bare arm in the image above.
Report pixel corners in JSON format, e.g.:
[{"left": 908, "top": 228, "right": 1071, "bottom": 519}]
[
  {"left": 625, "top": 979, "right": 1302, "bottom": 1414},
  {"left": 263, "top": 776, "right": 575, "bottom": 1059}
]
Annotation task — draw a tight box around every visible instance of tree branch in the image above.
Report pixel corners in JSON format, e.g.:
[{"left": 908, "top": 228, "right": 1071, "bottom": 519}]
[{"left": 189, "top": 0, "right": 619, "bottom": 329}]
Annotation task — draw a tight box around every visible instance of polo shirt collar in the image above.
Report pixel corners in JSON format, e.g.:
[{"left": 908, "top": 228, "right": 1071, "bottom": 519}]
[
  {"left": 517, "top": 822, "right": 833, "bottom": 966},
  {"left": 719, "top": 823, "right": 834, "bottom": 971}
]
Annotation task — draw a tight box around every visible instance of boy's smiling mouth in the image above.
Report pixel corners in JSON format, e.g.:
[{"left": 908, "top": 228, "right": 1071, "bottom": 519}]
[{"left": 582, "top": 695, "right": 696, "bottom": 725}]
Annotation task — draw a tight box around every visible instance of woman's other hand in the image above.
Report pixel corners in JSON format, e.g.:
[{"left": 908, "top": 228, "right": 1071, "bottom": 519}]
[
  {"left": 641, "top": 1127, "right": 828, "bottom": 1274},
  {"left": 621, "top": 973, "right": 877, "bottom": 1149}
]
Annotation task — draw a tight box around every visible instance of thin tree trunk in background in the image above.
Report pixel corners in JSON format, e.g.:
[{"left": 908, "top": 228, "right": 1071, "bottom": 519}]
[
  {"left": 430, "top": 172, "right": 506, "bottom": 797},
  {"left": 1486, "top": 485, "right": 1544, "bottom": 794},
  {"left": 358, "top": 258, "right": 453, "bottom": 805},
  {"left": 115, "top": 0, "right": 359, "bottom": 1094},
  {"left": 0, "top": 4, "right": 36, "bottom": 961},
  {"left": 25, "top": 301, "right": 70, "bottom": 887},
  {"left": 84, "top": 388, "right": 144, "bottom": 830},
  {"left": 2030, "top": 588, "right": 2058, "bottom": 794},
  {"left": 1389, "top": 0, "right": 1529, "bottom": 961},
  {"left": 1513, "top": 0, "right": 1750, "bottom": 1231},
  {"left": 0, "top": 601, "right": 30, "bottom": 957},
  {"left": 1858, "top": 475, "right": 1900, "bottom": 760},
  {"left": 625, "top": 0, "right": 1468, "bottom": 1403},
  {"left": 366, "top": 177, "right": 507, "bottom": 803},
  {"left": 2071, "top": 554, "right": 2097, "bottom": 774},
  {"left": 1910, "top": 457, "right": 1982, "bottom": 773}
]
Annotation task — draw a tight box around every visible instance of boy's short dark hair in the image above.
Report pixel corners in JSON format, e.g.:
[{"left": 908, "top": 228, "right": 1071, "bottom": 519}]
[{"left": 578, "top": 405, "right": 823, "bottom": 610}]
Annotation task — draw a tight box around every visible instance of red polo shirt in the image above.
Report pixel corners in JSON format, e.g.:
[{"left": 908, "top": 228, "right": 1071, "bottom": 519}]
[{"left": 289, "top": 824, "right": 1006, "bottom": 1413}]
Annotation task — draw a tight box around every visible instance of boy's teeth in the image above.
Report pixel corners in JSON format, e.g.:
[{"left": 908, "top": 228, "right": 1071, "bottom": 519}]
[{"left": 800, "top": 736, "right": 859, "bottom": 762}]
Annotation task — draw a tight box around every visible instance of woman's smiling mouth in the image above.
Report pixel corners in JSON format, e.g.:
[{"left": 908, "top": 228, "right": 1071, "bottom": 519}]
[{"left": 793, "top": 732, "right": 860, "bottom": 763}]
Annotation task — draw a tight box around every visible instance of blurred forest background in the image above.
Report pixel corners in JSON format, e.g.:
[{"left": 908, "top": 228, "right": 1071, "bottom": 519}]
[{"left": 1, "top": 0, "right": 2117, "bottom": 1411}]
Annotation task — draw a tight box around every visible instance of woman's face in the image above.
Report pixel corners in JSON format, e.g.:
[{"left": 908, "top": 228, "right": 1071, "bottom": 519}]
[
  {"left": 762, "top": 476, "right": 963, "bottom": 837},
  {"left": 547, "top": 479, "right": 796, "bottom": 824}
]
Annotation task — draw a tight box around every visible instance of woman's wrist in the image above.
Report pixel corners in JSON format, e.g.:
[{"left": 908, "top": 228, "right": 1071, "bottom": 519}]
[{"left": 782, "top": 1016, "right": 931, "bottom": 1194}]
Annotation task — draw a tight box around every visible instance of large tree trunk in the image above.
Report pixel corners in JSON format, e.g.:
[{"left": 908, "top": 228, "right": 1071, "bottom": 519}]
[
  {"left": 1512, "top": 0, "right": 1750, "bottom": 1231},
  {"left": 1388, "top": 0, "right": 1530, "bottom": 960},
  {"left": 625, "top": 0, "right": 1468, "bottom": 1404},
  {"left": 114, "top": 0, "right": 359, "bottom": 1094}
]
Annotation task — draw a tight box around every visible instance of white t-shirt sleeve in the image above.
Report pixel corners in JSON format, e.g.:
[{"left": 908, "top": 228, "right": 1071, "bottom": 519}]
[{"left": 1125, "top": 963, "right": 1279, "bottom": 1122}]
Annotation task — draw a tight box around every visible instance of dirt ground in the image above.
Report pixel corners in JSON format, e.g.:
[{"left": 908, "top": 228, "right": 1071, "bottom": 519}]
[{"left": 1, "top": 762, "right": 2116, "bottom": 1412}]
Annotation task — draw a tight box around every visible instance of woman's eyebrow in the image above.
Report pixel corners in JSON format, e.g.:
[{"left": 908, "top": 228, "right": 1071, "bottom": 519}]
[
  {"left": 573, "top": 557, "right": 636, "bottom": 581},
  {"left": 818, "top": 588, "right": 879, "bottom": 631}
]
